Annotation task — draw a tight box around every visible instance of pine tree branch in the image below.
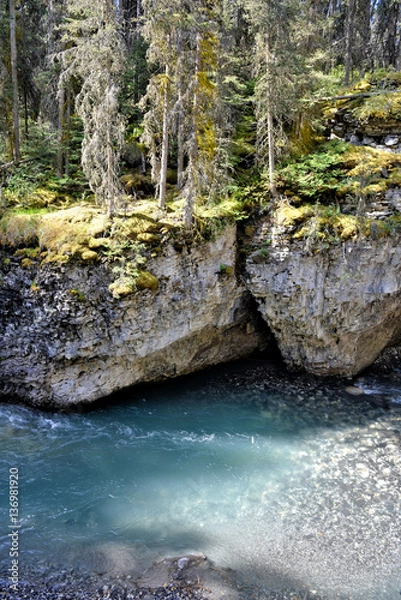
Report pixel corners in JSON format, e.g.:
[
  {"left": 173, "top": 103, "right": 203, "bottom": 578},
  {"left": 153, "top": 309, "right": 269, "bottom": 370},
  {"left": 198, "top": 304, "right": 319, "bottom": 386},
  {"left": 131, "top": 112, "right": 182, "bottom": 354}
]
[{"left": 0, "top": 157, "right": 35, "bottom": 171}]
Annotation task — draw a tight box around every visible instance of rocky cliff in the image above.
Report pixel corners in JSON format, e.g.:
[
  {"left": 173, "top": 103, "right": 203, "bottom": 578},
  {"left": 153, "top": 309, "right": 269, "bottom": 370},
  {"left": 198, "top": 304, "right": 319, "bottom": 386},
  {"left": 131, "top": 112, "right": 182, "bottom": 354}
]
[
  {"left": 3, "top": 213, "right": 401, "bottom": 407},
  {"left": 244, "top": 221, "right": 401, "bottom": 376},
  {"left": 0, "top": 226, "right": 269, "bottom": 408}
]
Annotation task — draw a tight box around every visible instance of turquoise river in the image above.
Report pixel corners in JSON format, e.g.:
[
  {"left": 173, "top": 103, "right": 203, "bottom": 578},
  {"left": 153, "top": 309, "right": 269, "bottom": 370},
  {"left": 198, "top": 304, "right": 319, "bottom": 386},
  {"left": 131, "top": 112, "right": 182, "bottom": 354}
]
[{"left": 0, "top": 361, "right": 400, "bottom": 599}]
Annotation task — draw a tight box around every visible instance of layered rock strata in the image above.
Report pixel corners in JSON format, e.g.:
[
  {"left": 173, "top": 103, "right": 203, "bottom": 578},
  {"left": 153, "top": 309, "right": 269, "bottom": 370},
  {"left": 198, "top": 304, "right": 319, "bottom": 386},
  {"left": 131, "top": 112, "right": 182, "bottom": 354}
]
[
  {"left": 0, "top": 226, "right": 268, "bottom": 407},
  {"left": 244, "top": 223, "right": 401, "bottom": 376}
]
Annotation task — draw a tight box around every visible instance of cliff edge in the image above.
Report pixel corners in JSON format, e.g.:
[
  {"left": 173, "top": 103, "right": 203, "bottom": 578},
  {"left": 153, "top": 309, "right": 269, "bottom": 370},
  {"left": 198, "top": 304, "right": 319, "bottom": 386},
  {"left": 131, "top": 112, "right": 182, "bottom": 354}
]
[{"left": 0, "top": 226, "right": 269, "bottom": 407}]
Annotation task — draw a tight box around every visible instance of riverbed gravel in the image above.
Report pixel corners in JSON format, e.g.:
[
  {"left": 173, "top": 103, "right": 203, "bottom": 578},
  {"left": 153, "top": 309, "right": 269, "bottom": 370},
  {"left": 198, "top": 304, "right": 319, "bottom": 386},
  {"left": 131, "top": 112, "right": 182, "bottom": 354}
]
[
  {"left": 1, "top": 357, "right": 400, "bottom": 600},
  {"left": 0, "top": 560, "right": 330, "bottom": 600}
]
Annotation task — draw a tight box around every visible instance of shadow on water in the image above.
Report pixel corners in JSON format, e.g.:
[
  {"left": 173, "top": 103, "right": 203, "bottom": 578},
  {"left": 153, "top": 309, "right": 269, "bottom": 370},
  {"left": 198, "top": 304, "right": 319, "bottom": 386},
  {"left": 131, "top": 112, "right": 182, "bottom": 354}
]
[
  {"left": 54, "top": 526, "right": 212, "bottom": 575},
  {"left": 1, "top": 357, "right": 401, "bottom": 599},
  {"left": 96, "top": 357, "right": 401, "bottom": 446}
]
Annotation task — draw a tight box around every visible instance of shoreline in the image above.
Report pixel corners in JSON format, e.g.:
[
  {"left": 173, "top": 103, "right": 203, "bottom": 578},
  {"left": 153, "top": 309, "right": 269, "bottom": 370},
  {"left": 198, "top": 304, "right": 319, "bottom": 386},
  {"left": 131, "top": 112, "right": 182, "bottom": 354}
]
[{"left": 0, "top": 554, "right": 330, "bottom": 600}]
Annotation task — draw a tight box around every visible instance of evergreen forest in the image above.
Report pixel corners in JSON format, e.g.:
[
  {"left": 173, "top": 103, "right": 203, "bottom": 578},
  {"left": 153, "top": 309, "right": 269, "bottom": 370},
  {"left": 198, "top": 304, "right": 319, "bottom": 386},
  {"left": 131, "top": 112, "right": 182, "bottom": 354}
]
[{"left": 1, "top": 0, "right": 401, "bottom": 234}]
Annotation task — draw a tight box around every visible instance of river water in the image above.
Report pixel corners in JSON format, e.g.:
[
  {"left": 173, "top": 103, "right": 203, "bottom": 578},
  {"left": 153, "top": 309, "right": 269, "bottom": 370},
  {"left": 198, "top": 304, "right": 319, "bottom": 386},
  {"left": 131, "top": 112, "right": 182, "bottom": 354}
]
[{"left": 0, "top": 360, "right": 400, "bottom": 599}]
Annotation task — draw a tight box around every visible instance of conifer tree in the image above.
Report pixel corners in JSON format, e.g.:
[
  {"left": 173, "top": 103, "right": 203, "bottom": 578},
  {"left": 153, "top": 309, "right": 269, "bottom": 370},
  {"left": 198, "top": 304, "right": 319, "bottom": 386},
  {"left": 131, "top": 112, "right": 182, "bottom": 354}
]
[
  {"left": 182, "top": 5, "right": 223, "bottom": 229},
  {"left": 243, "top": 0, "right": 302, "bottom": 196},
  {"left": 142, "top": 0, "right": 229, "bottom": 229},
  {"left": 59, "top": 0, "right": 126, "bottom": 216},
  {"left": 9, "top": 0, "right": 20, "bottom": 162},
  {"left": 141, "top": 0, "right": 180, "bottom": 208},
  {"left": 372, "top": 0, "right": 401, "bottom": 69}
]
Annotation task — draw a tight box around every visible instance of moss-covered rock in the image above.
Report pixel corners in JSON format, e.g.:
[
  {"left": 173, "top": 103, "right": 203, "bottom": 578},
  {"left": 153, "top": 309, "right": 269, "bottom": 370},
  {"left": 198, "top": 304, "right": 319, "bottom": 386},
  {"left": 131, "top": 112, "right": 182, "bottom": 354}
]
[
  {"left": 275, "top": 203, "right": 316, "bottom": 227},
  {"left": 88, "top": 237, "right": 109, "bottom": 249},
  {"left": 136, "top": 270, "right": 159, "bottom": 291},
  {"left": 80, "top": 249, "right": 98, "bottom": 262},
  {"left": 137, "top": 233, "right": 160, "bottom": 244},
  {"left": 108, "top": 278, "right": 135, "bottom": 298},
  {"left": 21, "top": 257, "right": 33, "bottom": 269}
]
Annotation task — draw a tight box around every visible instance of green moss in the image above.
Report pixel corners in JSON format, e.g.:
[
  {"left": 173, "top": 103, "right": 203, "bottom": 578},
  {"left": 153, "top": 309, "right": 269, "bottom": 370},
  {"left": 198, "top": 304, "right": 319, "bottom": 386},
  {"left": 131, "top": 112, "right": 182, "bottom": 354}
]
[
  {"left": 88, "top": 237, "right": 109, "bottom": 249},
  {"left": 14, "top": 247, "right": 40, "bottom": 260},
  {"left": 343, "top": 145, "right": 401, "bottom": 175},
  {"left": 360, "top": 182, "right": 387, "bottom": 195},
  {"left": 275, "top": 203, "right": 316, "bottom": 227},
  {"left": 137, "top": 233, "right": 160, "bottom": 244},
  {"left": 277, "top": 138, "right": 401, "bottom": 207},
  {"left": 108, "top": 278, "right": 135, "bottom": 298},
  {"left": 70, "top": 243, "right": 86, "bottom": 257},
  {"left": 322, "top": 70, "right": 401, "bottom": 125},
  {"left": 279, "top": 200, "right": 371, "bottom": 246},
  {"left": 41, "top": 251, "right": 70, "bottom": 265},
  {"left": 388, "top": 170, "right": 401, "bottom": 187},
  {"left": 120, "top": 173, "right": 154, "bottom": 195},
  {"left": 26, "top": 247, "right": 40, "bottom": 259},
  {"left": 21, "top": 257, "right": 33, "bottom": 269},
  {"left": 136, "top": 270, "right": 159, "bottom": 291},
  {"left": 14, "top": 248, "right": 27, "bottom": 258},
  {"left": 30, "top": 188, "right": 60, "bottom": 207},
  {"left": 352, "top": 91, "right": 401, "bottom": 122},
  {"left": 371, "top": 215, "right": 401, "bottom": 237},
  {"left": 0, "top": 206, "right": 111, "bottom": 260},
  {"left": 0, "top": 212, "right": 41, "bottom": 247},
  {"left": 80, "top": 249, "right": 98, "bottom": 261},
  {"left": 219, "top": 263, "right": 234, "bottom": 276}
]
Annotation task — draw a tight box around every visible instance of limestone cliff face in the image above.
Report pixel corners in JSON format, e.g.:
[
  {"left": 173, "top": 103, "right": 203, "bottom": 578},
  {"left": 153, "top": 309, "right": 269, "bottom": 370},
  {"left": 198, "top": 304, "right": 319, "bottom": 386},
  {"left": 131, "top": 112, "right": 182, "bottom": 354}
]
[
  {"left": 4, "top": 214, "right": 401, "bottom": 407},
  {"left": 0, "top": 226, "right": 268, "bottom": 407},
  {"left": 244, "top": 223, "right": 401, "bottom": 376}
]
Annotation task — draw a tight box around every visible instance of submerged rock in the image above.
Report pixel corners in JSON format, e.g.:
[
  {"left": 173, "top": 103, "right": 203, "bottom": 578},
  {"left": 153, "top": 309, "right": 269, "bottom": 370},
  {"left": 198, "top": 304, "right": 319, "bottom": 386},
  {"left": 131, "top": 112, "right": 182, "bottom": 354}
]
[{"left": 244, "top": 224, "right": 401, "bottom": 377}]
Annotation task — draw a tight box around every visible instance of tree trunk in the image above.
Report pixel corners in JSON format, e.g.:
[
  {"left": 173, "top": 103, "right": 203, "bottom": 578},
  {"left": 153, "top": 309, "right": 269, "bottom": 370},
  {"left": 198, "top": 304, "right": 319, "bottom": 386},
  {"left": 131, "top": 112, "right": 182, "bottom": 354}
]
[
  {"left": 265, "top": 33, "right": 276, "bottom": 198},
  {"left": 158, "top": 55, "right": 170, "bottom": 209},
  {"left": 47, "top": 0, "right": 54, "bottom": 46},
  {"left": 65, "top": 86, "right": 71, "bottom": 177},
  {"left": 133, "top": 0, "right": 141, "bottom": 101},
  {"left": 184, "top": 33, "right": 201, "bottom": 231},
  {"left": 0, "top": 186, "right": 6, "bottom": 210},
  {"left": 57, "top": 85, "right": 65, "bottom": 178},
  {"left": 345, "top": 0, "right": 355, "bottom": 85},
  {"left": 176, "top": 97, "right": 184, "bottom": 190},
  {"left": 9, "top": 0, "right": 20, "bottom": 163},
  {"left": 387, "top": 1, "right": 400, "bottom": 68},
  {"left": 23, "top": 88, "right": 28, "bottom": 136},
  {"left": 267, "top": 107, "right": 276, "bottom": 197},
  {"left": 107, "top": 135, "right": 115, "bottom": 217},
  {"left": 176, "top": 32, "right": 184, "bottom": 191},
  {"left": 183, "top": 151, "right": 195, "bottom": 230},
  {"left": 106, "top": 85, "right": 116, "bottom": 217}
]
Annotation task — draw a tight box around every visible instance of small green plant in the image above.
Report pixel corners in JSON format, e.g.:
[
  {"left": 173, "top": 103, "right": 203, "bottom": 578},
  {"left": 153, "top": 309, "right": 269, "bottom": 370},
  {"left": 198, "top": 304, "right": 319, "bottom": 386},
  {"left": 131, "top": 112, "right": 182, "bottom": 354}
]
[
  {"left": 219, "top": 263, "right": 234, "bottom": 276},
  {"left": 276, "top": 140, "right": 349, "bottom": 203},
  {"left": 70, "top": 289, "right": 85, "bottom": 301},
  {"left": 105, "top": 239, "right": 148, "bottom": 298},
  {"left": 257, "top": 247, "right": 270, "bottom": 259}
]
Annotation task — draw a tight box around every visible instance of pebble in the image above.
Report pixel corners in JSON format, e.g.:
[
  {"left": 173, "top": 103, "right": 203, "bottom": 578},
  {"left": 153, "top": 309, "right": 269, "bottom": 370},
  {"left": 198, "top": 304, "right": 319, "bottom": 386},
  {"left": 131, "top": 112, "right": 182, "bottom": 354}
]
[
  {"left": 345, "top": 386, "right": 365, "bottom": 396},
  {"left": 0, "top": 570, "right": 210, "bottom": 600}
]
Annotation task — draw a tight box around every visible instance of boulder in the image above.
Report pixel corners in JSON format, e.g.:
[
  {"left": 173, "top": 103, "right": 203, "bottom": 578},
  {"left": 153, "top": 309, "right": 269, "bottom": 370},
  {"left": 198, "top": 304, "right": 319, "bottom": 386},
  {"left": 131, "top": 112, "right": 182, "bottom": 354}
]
[{"left": 245, "top": 225, "right": 401, "bottom": 377}]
